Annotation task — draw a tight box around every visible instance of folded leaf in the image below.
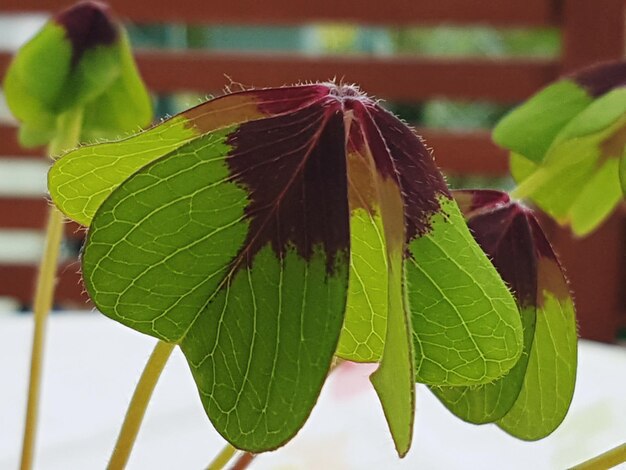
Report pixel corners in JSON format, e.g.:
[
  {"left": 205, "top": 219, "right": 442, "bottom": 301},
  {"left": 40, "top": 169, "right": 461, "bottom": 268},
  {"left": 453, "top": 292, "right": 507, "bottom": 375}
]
[
  {"left": 3, "top": 1, "right": 151, "bottom": 147},
  {"left": 336, "top": 153, "right": 387, "bottom": 362},
  {"left": 434, "top": 190, "right": 577, "bottom": 440},
  {"left": 349, "top": 103, "right": 415, "bottom": 456}
]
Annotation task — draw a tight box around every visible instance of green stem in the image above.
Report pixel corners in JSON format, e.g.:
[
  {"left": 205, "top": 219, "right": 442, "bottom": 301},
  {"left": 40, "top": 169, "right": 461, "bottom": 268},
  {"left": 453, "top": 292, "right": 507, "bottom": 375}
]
[
  {"left": 108, "top": 340, "right": 175, "bottom": 470},
  {"left": 571, "top": 443, "right": 626, "bottom": 470},
  {"left": 19, "top": 107, "right": 83, "bottom": 470},
  {"left": 206, "top": 444, "right": 238, "bottom": 470}
]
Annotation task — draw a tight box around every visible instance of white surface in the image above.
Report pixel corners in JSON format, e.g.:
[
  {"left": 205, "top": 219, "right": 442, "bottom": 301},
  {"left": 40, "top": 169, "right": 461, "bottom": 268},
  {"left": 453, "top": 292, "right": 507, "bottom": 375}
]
[{"left": 1, "top": 313, "right": 626, "bottom": 469}]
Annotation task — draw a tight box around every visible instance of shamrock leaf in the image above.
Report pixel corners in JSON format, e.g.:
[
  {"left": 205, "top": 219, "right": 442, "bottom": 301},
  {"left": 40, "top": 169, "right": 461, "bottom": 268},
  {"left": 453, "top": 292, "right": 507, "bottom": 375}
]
[
  {"left": 493, "top": 61, "right": 626, "bottom": 236},
  {"left": 3, "top": 0, "right": 151, "bottom": 147},
  {"left": 48, "top": 84, "right": 522, "bottom": 455},
  {"left": 434, "top": 190, "right": 577, "bottom": 440}
]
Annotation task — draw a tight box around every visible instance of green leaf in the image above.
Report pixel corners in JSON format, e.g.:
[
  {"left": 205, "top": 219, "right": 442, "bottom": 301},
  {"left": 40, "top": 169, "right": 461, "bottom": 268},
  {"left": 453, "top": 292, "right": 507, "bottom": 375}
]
[
  {"left": 512, "top": 90, "right": 626, "bottom": 236},
  {"left": 496, "top": 61, "right": 626, "bottom": 236},
  {"left": 493, "top": 80, "right": 592, "bottom": 163},
  {"left": 49, "top": 115, "right": 199, "bottom": 226},
  {"left": 3, "top": 2, "right": 151, "bottom": 147},
  {"left": 432, "top": 306, "right": 535, "bottom": 423},
  {"left": 407, "top": 197, "right": 523, "bottom": 386},
  {"left": 432, "top": 190, "right": 577, "bottom": 439},
  {"left": 620, "top": 150, "right": 626, "bottom": 195},
  {"left": 336, "top": 149, "right": 388, "bottom": 363},
  {"left": 498, "top": 294, "right": 577, "bottom": 439},
  {"left": 342, "top": 111, "right": 414, "bottom": 455},
  {"left": 431, "top": 192, "right": 537, "bottom": 423},
  {"left": 81, "top": 97, "right": 352, "bottom": 452},
  {"left": 51, "top": 84, "right": 530, "bottom": 456},
  {"left": 370, "top": 250, "right": 414, "bottom": 457},
  {"left": 336, "top": 208, "right": 387, "bottom": 362},
  {"left": 498, "top": 221, "right": 577, "bottom": 440}
]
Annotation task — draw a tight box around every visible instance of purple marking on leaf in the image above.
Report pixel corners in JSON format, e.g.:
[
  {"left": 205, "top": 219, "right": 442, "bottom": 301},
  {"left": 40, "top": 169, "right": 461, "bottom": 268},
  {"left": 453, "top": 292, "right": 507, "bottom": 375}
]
[
  {"left": 527, "top": 215, "right": 572, "bottom": 303},
  {"left": 255, "top": 85, "right": 333, "bottom": 116},
  {"left": 570, "top": 60, "right": 626, "bottom": 97},
  {"left": 55, "top": 1, "right": 117, "bottom": 67},
  {"left": 467, "top": 203, "right": 537, "bottom": 307},
  {"left": 226, "top": 100, "right": 350, "bottom": 274},
  {"left": 453, "top": 189, "right": 511, "bottom": 218},
  {"left": 362, "top": 102, "right": 450, "bottom": 240},
  {"left": 526, "top": 213, "right": 558, "bottom": 262}
]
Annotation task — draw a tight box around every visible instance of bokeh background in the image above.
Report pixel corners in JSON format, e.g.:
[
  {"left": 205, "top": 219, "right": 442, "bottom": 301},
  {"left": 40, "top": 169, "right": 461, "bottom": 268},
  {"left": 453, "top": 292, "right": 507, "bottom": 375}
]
[{"left": 0, "top": 1, "right": 624, "bottom": 339}]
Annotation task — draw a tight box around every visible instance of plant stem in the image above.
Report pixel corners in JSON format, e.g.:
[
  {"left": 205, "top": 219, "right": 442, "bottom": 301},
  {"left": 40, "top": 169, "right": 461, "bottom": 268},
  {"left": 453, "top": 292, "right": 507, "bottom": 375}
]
[
  {"left": 108, "top": 340, "right": 175, "bottom": 470},
  {"left": 230, "top": 452, "right": 256, "bottom": 470},
  {"left": 571, "top": 442, "right": 626, "bottom": 470},
  {"left": 19, "top": 107, "right": 83, "bottom": 470},
  {"left": 206, "top": 443, "right": 238, "bottom": 470}
]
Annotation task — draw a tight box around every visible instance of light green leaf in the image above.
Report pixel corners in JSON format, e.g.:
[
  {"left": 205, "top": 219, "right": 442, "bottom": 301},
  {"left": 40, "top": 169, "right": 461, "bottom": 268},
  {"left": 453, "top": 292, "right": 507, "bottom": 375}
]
[
  {"left": 432, "top": 306, "right": 535, "bottom": 423},
  {"left": 370, "top": 234, "right": 414, "bottom": 457},
  {"left": 49, "top": 116, "right": 199, "bottom": 226},
  {"left": 498, "top": 293, "right": 577, "bottom": 439},
  {"left": 512, "top": 91, "right": 626, "bottom": 235},
  {"left": 620, "top": 150, "right": 626, "bottom": 195},
  {"left": 336, "top": 208, "right": 387, "bottom": 362},
  {"left": 3, "top": 3, "right": 151, "bottom": 147},
  {"left": 493, "top": 80, "right": 592, "bottom": 163},
  {"left": 407, "top": 197, "right": 523, "bottom": 386},
  {"left": 509, "top": 152, "right": 538, "bottom": 183}
]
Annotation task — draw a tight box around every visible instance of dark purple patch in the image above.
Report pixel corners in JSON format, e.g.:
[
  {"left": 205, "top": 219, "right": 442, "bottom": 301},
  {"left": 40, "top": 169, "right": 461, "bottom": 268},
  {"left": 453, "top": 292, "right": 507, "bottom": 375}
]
[
  {"left": 467, "top": 203, "right": 537, "bottom": 307},
  {"left": 570, "top": 60, "right": 626, "bottom": 97},
  {"left": 453, "top": 189, "right": 510, "bottom": 218},
  {"left": 352, "top": 101, "right": 449, "bottom": 240},
  {"left": 226, "top": 100, "right": 350, "bottom": 274},
  {"left": 255, "top": 85, "right": 332, "bottom": 116},
  {"left": 55, "top": 1, "right": 118, "bottom": 67},
  {"left": 526, "top": 213, "right": 559, "bottom": 262}
]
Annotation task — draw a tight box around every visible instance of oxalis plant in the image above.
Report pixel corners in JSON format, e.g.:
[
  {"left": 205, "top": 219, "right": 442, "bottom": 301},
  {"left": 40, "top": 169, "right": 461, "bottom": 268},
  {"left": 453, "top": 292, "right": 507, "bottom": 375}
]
[
  {"left": 3, "top": 2, "right": 151, "bottom": 469},
  {"left": 6, "top": 0, "right": 626, "bottom": 467},
  {"left": 46, "top": 83, "right": 589, "bottom": 466}
]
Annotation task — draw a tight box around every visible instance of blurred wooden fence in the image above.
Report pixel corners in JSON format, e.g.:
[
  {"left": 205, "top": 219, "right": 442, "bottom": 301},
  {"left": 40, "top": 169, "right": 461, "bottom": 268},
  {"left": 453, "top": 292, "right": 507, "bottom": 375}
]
[{"left": 0, "top": 0, "right": 624, "bottom": 341}]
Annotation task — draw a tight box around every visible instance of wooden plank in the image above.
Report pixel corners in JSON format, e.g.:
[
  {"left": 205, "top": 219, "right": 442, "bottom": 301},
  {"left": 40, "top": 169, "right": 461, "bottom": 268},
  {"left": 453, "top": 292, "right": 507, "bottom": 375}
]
[
  {"left": 561, "top": 0, "right": 626, "bottom": 72},
  {"left": 537, "top": 211, "right": 625, "bottom": 343},
  {"left": 558, "top": 0, "right": 626, "bottom": 342},
  {"left": 0, "top": 198, "right": 84, "bottom": 235},
  {"left": 0, "top": 0, "right": 558, "bottom": 26},
  {"left": 0, "top": 263, "right": 89, "bottom": 306},
  {"left": 420, "top": 129, "right": 509, "bottom": 175},
  {"left": 0, "top": 121, "right": 42, "bottom": 157},
  {"left": 136, "top": 52, "right": 558, "bottom": 102},
  {"left": 0, "top": 50, "right": 559, "bottom": 102}
]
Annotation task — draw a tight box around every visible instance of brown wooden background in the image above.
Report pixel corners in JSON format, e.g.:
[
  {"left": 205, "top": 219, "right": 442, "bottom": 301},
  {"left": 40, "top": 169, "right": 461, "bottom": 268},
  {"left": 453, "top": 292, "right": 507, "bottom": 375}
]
[{"left": 0, "top": 0, "right": 624, "bottom": 341}]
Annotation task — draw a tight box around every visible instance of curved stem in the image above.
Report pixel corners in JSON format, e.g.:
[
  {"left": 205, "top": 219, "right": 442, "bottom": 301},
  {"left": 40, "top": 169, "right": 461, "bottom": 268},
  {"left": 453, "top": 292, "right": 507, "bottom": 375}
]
[
  {"left": 19, "top": 107, "right": 83, "bottom": 470},
  {"left": 108, "top": 340, "right": 175, "bottom": 470},
  {"left": 571, "top": 443, "right": 626, "bottom": 470},
  {"left": 206, "top": 443, "right": 238, "bottom": 470}
]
